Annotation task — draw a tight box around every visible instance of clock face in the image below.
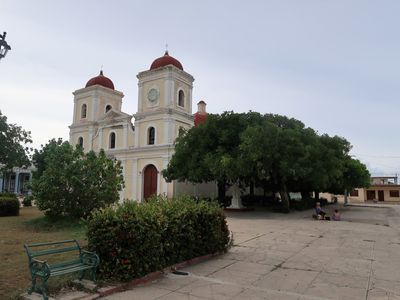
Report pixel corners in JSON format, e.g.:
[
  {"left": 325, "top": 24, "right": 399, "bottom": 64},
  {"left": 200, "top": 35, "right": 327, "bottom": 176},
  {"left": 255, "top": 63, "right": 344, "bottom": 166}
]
[{"left": 148, "top": 88, "right": 158, "bottom": 102}]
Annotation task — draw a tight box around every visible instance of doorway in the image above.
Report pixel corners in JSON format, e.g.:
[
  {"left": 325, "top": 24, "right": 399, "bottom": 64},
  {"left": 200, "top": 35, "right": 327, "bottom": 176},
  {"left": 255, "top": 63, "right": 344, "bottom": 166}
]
[
  {"left": 378, "top": 190, "right": 384, "bottom": 201},
  {"left": 143, "top": 164, "right": 157, "bottom": 199}
]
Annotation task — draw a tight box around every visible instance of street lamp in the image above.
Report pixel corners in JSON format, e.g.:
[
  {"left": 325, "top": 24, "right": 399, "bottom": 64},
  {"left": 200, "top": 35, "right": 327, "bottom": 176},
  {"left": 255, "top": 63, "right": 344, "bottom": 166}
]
[{"left": 0, "top": 32, "right": 11, "bottom": 61}]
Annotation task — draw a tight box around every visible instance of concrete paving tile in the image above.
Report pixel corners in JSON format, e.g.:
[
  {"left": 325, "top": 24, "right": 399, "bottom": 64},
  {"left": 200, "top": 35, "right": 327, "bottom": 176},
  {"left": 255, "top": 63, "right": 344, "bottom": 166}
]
[
  {"left": 281, "top": 254, "right": 326, "bottom": 272},
  {"left": 102, "top": 286, "right": 171, "bottom": 300},
  {"left": 372, "top": 262, "right": 400, "bottom": 282},
  {"left": 153, "top": 273, "right": 198, "bottom": 291},
  {"left": 304, "top": 272, "right": 367, "bottom": 300},
  {"left": 252, "top": 268, "right": 319, "bottom": 294},
  {"left": 225, "top": 261, "right": 275, "bottom": 275},
  {"left": 157, "top": 291, "right": 210, "bottom": 299},
  {"left": 367, "top": 290, "right": 393, "bottom": 300},
  {"left": 180, "top": 264, "right": 221, "bottom": 276},
  {"left": 267, "top": 241, "right": 308, "bottom": 253},
  {"left": 233, "top": 233, "right": 267, "bottom": 245},
  {"left": 325, "top": 257, "right": 371, "bottom": 277},
  {"left": 369, "top": 278, "right": 400, "bottom": 296},
  {"left": 207, "top": 267, "right": 263, "bottom": 285},
  {"left": 341, "top": 239, "right": 375, "bottom": 250},
  {"left": 57, "top": 291, "right": 91, "bottom": 300},
  {"left": 230, "top": 288, "right": 300, "bottom": 300},
  {"left": 176, "top": 278, "right": 244, "bottom": 300}
]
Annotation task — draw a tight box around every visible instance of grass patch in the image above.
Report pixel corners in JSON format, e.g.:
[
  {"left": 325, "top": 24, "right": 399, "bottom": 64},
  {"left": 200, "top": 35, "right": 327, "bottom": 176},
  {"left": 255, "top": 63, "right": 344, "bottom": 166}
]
[
  {"left": 26, "top": 214, "right": 86, "bottom": 234},
  {"left": 0, "top": 207, "right": 87, "bottom": 300}
]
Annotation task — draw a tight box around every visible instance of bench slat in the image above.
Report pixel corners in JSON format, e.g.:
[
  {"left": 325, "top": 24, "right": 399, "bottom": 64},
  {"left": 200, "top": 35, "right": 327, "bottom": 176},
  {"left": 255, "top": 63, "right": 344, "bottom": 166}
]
[
  {"left": 51, "top": 264, "right": 94, "bottom": 276},
  {"left": 50, "top": 259, "right": 81, "bottom": 269},
  {"left": 26, "top": 239, "right": 77, "bottom": 248},
  {"left": 30, "top": 245, "right": 80, "bottom": 257}
]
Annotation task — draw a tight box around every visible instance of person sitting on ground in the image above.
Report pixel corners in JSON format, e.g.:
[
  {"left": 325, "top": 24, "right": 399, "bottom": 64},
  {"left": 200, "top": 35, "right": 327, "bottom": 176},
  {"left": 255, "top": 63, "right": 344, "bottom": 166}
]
[
  {"left": 332, "top": 209, "right": 341, "bottom": 221},
  {"left": 315, "top": 202, "right": 326, "bottom": 220}
]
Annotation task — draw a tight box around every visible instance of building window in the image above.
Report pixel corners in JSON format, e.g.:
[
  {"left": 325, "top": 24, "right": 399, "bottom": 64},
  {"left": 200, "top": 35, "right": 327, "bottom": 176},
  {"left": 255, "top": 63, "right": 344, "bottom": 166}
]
[
  {"left": 178, "top": 90, "right": 185, "bottom": 107},
  {"left": 148, "top": 127, "right": 155, "bottom": 145},
  {"left": 109, "top": 132, "right": 116, "bottom": 149},
  {"left": 81, "top": 104, "right": 87, "bottom": 119},
  {"left": 350, "top": 190, "right": 359, "bottom": 197},
  {"left": 78, "top": 137, "right": 83, "bottom": 148},
  {"left": 390, "top": 190, "right": 400, "bottom": 197},
  {"left": 366, "top": 190, "right": 376, "bottom": 200},
  {"left": 105, "top": 105, "right": 112, "bottom": 113}
]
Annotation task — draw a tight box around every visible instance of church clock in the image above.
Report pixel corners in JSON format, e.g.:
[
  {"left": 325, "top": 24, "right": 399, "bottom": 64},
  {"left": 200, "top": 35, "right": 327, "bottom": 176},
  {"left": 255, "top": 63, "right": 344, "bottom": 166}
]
[{"left": 147, "top": 88, "right": 158, "bottom": 103}]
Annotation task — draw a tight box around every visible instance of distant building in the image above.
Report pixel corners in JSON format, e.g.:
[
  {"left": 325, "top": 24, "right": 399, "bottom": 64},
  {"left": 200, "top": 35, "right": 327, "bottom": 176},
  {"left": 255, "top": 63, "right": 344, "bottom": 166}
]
[
  {"left": 348, "top": 176, "right": 400, "bottom": 203},
  {"left": 0, "top": 166, "right": 33, "bottom": 195}
]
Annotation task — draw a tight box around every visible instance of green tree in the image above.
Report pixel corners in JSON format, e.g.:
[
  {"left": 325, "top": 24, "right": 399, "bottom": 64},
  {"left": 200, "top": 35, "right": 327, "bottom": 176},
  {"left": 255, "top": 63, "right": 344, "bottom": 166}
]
[
  {"left": 163, "top": 111, "right": 264, "bottom": 200},
  {"left": 31, "top": 140, "right": 124, "bottom": 218},
  {"left": 0, "top": 111, "right": 32, "bottom": 170},
  {"left": 240, "top": 114, "right": 312, "bottom": 209}
]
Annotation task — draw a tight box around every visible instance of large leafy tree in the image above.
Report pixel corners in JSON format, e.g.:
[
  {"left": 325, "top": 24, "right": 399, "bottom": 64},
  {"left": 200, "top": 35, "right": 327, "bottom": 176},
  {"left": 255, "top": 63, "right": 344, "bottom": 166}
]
[
  {"left": 163, "top": 111, "right": 264, "bottom": 199},
  {"left": 0, "top": 111, "right": 32, "bottom": 170},
  {"left": 31, "top": 140, "right": 124, "bottom": 218},
  {"left": 164, "top": 111, "right": 370, "bottom": 208}
]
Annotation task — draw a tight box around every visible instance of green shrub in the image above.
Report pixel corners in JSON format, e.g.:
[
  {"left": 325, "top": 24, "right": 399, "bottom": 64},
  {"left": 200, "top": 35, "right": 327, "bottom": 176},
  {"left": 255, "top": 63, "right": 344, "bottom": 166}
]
[
  {"left": 87, "top": 195, "right": 230, "bottom": 281},
  {"left": 0, "top": 197, "right": 20, "bottom": 216},
  {"left": 23, "top": 195, "right": 33, "bottom": 207},
  {"left": 0, "top": 192, "right": 17, "bottom": 199}
]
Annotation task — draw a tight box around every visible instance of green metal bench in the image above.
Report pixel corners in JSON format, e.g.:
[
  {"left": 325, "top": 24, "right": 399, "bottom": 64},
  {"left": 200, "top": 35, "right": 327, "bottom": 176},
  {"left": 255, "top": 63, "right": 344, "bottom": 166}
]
[{"left": 24, "top": 239, "right": 99, "bottom": 300}]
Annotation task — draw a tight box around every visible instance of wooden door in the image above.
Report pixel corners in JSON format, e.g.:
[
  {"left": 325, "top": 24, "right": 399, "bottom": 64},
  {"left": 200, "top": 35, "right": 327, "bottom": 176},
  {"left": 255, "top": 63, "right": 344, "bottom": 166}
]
[
  {"left": 378, "top": 190, "right": 384, "bottom": 201},
  {"left": 143, "top": 164, "right": 157, "bottom": 199}
]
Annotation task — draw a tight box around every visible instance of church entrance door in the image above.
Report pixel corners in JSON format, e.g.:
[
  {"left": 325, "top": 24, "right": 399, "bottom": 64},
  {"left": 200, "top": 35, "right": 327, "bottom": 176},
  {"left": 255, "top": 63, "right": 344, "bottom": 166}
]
[{"left": 143, "top": 164, "right": 157, "bottom": 199}]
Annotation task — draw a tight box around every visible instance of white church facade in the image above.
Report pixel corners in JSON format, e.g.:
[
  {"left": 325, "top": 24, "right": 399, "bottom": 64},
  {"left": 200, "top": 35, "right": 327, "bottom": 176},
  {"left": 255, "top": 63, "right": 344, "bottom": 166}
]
[{"left": 69, "top": 51, "right": 213, "bottom": 201}]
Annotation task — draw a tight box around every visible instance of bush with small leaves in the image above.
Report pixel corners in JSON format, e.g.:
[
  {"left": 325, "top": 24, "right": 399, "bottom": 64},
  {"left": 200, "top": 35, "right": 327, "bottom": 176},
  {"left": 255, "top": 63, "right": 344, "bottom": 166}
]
[{"left": 87, "top": 195, "right": 230, "bottom": 281}]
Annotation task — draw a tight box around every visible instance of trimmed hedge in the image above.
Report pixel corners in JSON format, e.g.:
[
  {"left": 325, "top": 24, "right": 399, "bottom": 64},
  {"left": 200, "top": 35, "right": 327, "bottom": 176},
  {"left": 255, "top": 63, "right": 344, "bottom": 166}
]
[
  {"left": 87, "top": 195, "right": 230, "bottom": 281},
  {"left": 0, "top": 195, "right": 20, "bottom": 216}
]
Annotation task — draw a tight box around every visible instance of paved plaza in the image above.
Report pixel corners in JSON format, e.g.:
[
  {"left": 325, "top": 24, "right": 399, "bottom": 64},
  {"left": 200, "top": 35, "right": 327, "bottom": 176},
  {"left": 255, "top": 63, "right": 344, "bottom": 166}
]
[{"left": 103, "top": 204, "right": 400, "bottom": 300}]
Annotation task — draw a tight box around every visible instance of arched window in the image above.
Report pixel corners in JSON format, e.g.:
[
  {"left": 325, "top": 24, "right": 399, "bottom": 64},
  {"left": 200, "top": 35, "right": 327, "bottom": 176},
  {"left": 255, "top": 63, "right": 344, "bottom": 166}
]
[
  {"left": 178, "top": 90, "right": 185, "bottom": 107},
  {"left": 109, "top": 132, "right": 116, "bottom": 149},
  {"left": 78, "top": 137, "right": 83, "bottom": 148},
  {"left": 148, "top": 127, "right": 155, "bottom": 145},
  {"left": 105, "top": 105, "right": 112, "bottom": 113},
  {"left": 81, "top": 104, "right": 87, "bottom": 119}
]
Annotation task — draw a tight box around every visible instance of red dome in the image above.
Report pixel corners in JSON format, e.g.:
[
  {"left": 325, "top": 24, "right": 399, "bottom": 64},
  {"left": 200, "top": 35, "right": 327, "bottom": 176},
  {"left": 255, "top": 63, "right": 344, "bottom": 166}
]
[
  {"left": 150, "top": 51, "right": 183, "bottom": 70},
  {"left": 85, "top": 70, "right": 115, "bottom": 90}
]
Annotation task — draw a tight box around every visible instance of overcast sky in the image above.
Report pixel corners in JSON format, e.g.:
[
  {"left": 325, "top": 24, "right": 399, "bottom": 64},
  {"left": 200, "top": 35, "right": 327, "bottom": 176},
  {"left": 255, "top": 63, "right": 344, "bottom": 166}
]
[{"left": 1, "top": 0, "right": 400, "bottom": 175}]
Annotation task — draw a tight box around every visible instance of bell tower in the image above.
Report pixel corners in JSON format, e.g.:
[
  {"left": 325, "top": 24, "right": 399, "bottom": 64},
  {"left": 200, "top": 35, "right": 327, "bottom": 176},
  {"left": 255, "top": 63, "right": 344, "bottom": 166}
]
[{"left": 134, "top": 51, "right": 195, "bottom": 148}]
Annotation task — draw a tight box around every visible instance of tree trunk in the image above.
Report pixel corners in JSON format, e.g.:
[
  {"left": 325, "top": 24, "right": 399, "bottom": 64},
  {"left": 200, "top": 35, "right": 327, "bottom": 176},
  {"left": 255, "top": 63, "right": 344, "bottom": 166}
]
[
  {"left": 314, "top": 190, "right": 320, "bottom": 201},
  {"left": 250, "top": 182, "right": 254, "bottom": 196},
  {"left": 344, "top": 189, "right": 348, "bottom": 205},
  {"left": 301, "top": 191, "right": 310, "bottom": 200},
  {"left": 279, "top": 184, "right": 290, "bottom": 212},
  {"left": 217, "top": 180, "right": 226, "bottom": 202}
]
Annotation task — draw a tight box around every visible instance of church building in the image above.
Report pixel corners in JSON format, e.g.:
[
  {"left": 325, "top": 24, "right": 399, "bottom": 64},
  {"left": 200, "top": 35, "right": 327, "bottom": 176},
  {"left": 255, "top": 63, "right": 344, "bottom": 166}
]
[{"left": 69, "top": 51, "right": 213, "bottom": 201}]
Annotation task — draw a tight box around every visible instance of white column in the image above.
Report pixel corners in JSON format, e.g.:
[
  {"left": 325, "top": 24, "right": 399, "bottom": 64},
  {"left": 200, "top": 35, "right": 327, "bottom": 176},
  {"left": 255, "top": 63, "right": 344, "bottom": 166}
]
[
  {"left": 188, "top": 87, "right": 193, "bottom": 114},
  {"left": 132, "top": 159, "right": 138, "bottom": 201},
  {"left": 138, "top": 83, "right": 143, "bottom": 112},
  {"left": 92, "top": 93, "right": 99, "bottom": 121},
  {"left": 123, "top": 124, "right": 128, "bottom": 149},
  {"left": 14, "top": 170, "right": 20, "bottom": 194},
  {"left": 88, "top": 127, "right": 94, "bottom": 151}
]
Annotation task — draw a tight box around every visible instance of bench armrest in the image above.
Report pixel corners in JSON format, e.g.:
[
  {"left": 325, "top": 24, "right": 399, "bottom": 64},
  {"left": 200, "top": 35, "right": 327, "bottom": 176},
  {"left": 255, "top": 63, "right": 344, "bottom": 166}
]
[
  {"left": 80, "top": 250, "right": 99, "bottom": 267},
  {"left": 30, "top": 258, "right": 51, "bottom": 277}
]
